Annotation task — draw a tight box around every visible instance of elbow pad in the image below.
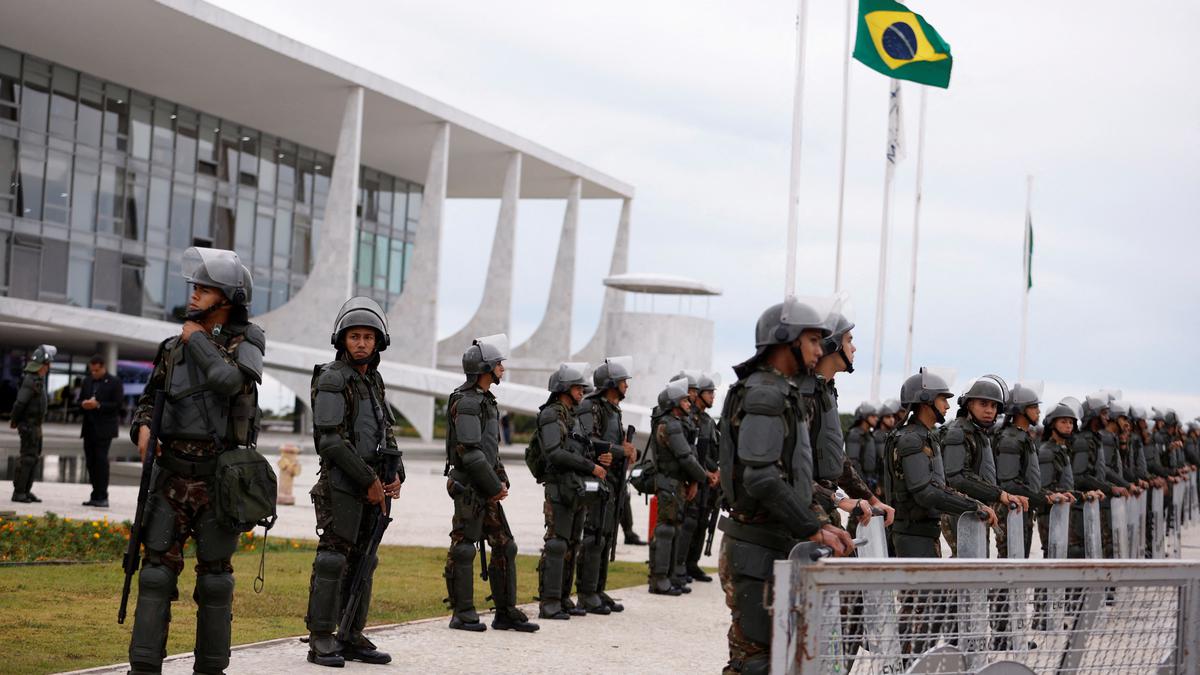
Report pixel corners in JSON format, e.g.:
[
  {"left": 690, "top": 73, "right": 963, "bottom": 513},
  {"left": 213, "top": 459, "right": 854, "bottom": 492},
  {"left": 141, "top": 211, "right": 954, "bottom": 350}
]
[
  {"left": 461, "top": 447, "right": 503, "bottom": 497},
  {"left": 743, "top": 465, "right": 820, "bottom": 539}
]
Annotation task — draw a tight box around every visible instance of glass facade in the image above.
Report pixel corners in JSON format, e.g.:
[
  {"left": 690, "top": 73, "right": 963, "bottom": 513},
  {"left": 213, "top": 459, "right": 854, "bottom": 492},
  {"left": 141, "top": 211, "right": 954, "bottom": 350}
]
[{"left": 0, "top": 46, "right": 421, "bottom": 320}]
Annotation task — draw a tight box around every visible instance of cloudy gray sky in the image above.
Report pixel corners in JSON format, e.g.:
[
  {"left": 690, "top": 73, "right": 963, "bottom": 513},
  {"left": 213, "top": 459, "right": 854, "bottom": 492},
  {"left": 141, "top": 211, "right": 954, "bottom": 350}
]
[{"left": 209, "top": 0, "right": 1200, "bottom": 416}]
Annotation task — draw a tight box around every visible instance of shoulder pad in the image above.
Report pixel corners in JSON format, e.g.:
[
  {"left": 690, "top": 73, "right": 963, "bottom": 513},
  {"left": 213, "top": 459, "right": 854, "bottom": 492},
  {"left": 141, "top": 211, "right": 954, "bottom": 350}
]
[
  {"left": 942, "top": 424, "right": 965, "bottom": 445},
  {"left": 895, "top": 428, "right": 928, "bottom": 456},
  {"left": 454, "top": 392, "right": 482, "bottom": 416},
  {"left": 796, "top": 375, "right": 817, "bottom": 396},
  {"left": 575, "top": 398, "right": 595, "bottom": 414},
  {"left": 240, "top": 323, "right": 266, "bottom": 354},
  {"left": 538, "top": 404, "right": 562, "bottom": 425},
  {"left": 662, "top": 415, "right": 684, "bottom": 434},
  {"left": 316, "top": 362, "right": 349, "bottom": 392},
  {"left": 742, "top": 382, "right": 786, "bottom": 416}
]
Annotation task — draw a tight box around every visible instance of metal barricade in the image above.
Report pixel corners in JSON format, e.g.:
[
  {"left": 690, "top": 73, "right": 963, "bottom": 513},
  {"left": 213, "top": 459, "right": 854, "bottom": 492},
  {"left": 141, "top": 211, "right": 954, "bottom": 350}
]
[{"left": 769, "top": 557, "right": 1200, "bottom": 675}]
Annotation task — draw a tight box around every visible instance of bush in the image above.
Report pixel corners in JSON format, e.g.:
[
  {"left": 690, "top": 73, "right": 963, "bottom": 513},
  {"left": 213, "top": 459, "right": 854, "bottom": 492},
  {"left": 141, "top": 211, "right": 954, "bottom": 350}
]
[{"left": 0, "top": 513, "right": 314, "bottom": 563}]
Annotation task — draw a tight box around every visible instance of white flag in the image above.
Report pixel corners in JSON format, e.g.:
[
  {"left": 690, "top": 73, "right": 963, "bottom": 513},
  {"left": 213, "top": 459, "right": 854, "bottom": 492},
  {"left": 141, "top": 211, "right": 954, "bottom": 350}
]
[{"left": 887, "top": 79, "right": 905, "bottom": 165}]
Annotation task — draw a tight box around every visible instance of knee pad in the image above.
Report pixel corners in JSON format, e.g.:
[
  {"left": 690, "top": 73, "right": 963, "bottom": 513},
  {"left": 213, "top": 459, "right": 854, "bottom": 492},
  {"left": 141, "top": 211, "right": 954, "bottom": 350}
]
[
  {"left": 544, "top": 537, "right": 569, "bottom": 558},
  {"left": 138, "top": 563, "right": 177, "bottom": 598},
  {"left": 499, "top": 539, "right": 517, "bottom": 561},
  {"left": 451, "top": 541, "right": 476, "bottom": 566},
  {"left": 313, "top": 550, "right": 347, "bottom": 580},
  {"left": 654, "top": 523, "right": 676, "bottom": 541},
  {"left": 195, "top": 572, "right": 234, "bottom": 606}
]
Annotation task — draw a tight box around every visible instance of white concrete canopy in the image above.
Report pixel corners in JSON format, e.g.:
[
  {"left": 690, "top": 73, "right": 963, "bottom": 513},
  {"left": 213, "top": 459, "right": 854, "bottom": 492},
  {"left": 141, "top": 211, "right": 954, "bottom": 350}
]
[
  {"left": 0, "top": 0, "right": 633, "bottom": 200},
  {"left": 603, "top": 273, "right": 723, "bottom": 296}
]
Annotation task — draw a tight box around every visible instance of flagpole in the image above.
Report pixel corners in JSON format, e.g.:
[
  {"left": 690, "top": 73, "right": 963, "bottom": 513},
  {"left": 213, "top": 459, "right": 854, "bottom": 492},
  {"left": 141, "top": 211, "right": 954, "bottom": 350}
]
[
  {"left": 1018, "top": 175, "right": 1033, "bottom": 381},
  {"left": 870, "top": 79, "right": 901, "bottom": 402},
  {"left": 833, "top": 0, "right": 855, "bottom": 293},
  {"left": 784, "top": 0, "right": 809, "bottom": 299},
  {"left": 902, "top": 87, "right": 928, "bottom": 377}
]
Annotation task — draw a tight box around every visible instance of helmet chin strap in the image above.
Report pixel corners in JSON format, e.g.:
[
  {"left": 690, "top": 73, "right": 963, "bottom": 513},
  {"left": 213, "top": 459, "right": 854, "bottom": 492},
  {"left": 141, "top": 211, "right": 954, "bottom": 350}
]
[
  {"left": 185, "top": 298, "right": 229, "bottom": 322},
  {"left": 839, "top": 350, "right": 854, "bottom": 374}
]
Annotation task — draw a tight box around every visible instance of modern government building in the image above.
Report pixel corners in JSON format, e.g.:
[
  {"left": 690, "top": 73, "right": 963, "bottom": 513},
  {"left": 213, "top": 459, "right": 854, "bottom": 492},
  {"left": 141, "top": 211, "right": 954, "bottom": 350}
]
[{"left": 0, "top": 0, "right": 715, "bottom": 438}]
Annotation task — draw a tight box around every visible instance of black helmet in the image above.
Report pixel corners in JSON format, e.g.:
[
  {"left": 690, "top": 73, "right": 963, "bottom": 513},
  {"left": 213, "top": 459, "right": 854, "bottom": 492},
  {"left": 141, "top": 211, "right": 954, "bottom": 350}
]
[
  {"left": 1042, "top": 397, "right": 1082, "bottom": 441},
  {"left": 548, "top": 362, "right": 589, "bottom": 394},
  {"left": 900, "top": 367, "right": 955, "bottom": 406},
  {"left": 852, "top": 401, "right": 876, "bottom": 424},
  {"left": 462, "top": 333, "right": 509, "bottom": 385},
  {"left": 657, "top": 377, "right": 690, "bottom": 410},
  {"left": 1007, "top": 380, "right": 1043, "bottom": 417},
  {"left": 182, "top": 247, "right": 252, "bottom": 307},
  {"left": 959, "top": 374, "right": 1009, "bottom": 408},
  {"left": 593, "top": 356, "right": 633, "bottom": 391},
  {"left": 734, "top": 295, "right": 836, "bottom": 378},
  {"left": 331, "top": 296, "right": 390, "bottom": 351}
]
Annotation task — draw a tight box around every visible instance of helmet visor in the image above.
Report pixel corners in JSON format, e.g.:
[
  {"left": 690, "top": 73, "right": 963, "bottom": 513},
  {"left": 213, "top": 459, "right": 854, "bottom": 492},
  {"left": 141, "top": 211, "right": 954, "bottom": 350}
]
[
  {"left": 182, "top": 247, "right": 245, "bottom": 289},
  {"left": 920, "top": 366, "right": 957, "bottom": 395},
  {"left": 558, "top": 362, "right": 590, "bottom": 387},
  {"left": 474, "top": 333, "right": 510, "bottom": 363},
  {"left": 666, "top": 377, "right": 690, "bottom": 403},
  {"left": 1060, "top": 396, "right": 1084, "bottom": 420},
  {"left": 780, "top": 294, "right": 839, "bottom": 334},
  {"left": 605, "top": 355, "right": 633, "bottom": 380},
  {"left": 40, "top": 344, "right": 57, "bottom": 361},
  {"left": 830, "top": 291, "right": 857, "bottom": 334}
]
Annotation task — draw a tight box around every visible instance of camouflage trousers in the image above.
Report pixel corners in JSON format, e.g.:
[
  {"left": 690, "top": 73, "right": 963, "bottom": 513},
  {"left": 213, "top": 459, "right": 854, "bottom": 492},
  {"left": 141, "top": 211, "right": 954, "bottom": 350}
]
[
  {"left": 11, "top": 422, "right": 42, "bottom": 495},
  {"left": 719, "top": 533, "right": 784, "bottom": 675},
  {"left": 537, "top": 487, "right": 584, "bottom": 611},
  {"left": 445, "top": 491, "right": 518, "bottom": 614},
  {"left": 142, "top": 471, "right": 238, "bottom": 575}
]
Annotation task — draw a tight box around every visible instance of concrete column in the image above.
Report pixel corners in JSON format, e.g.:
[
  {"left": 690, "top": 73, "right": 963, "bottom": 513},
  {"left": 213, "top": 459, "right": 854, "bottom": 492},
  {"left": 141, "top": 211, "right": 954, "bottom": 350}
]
[
  {"left": 436, "top": 151, "right": 521, "bottom": 367},
  {"left": 509, "top": 177, "right": 581, "bottom": 381},
  {"left": 572, "top": 197, "right": 631, "bottom": 363},
  {"left": 99, "top": 341, "right": 119, "bottom": 373},
  {"left": 384, "top": 122, "right": 450, "bottom": 441},
  {"left": 257, "top": 85, "right": 364, "bottom": 348}
]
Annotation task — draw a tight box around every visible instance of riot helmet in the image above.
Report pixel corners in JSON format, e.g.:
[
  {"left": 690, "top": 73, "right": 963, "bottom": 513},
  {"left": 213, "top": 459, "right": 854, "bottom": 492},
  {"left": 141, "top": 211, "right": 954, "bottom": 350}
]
[
  {"left": 548, "top": 362, "right": 589, "bottom": 394},
  {"left": 900, "top": 367, "right": 956, "bottom": 423},
  {"left": 24, "top": 344, "right": 56, "bottom": 373},
  {"left": 696, "top": 371, "right": 719, "bottom": 393},
  {"left": 182, "top": 247, "right": 252, "bottom": 319},
  {"left": 1043, "top": 396, "right": 1082, "bottom": 442},
  {"left": 959, "top": 374, "right": 1009, "bottom": 408},
  {"left": 852, "top": 401, "right": 876, "bottom": 425},
  {"left": 878, "top": 398, "right": 902, "bottom": 418},
  {"left": 330, "top": 296, "right": 390, "bottom": 365},
  {"left": 1081, "top": 393, "right": 1110, "bottom": 424},
  {"left": 820, "top": 293, "right": 857, "bottom": 373},
  {"left": 734, "top": 294, "right": 836, "bottom": 378},
  {"left": 1108, "top": 399, "right": 1131, "bottom": 421},
  {"left": 657, "top": 377, "right": 691, "bottom": 411},
  {"left": 593, "top": 355, "right": 633, "bottom": 392},
  {"left": 462, "top": 333, "right": 510, "bottom": 385},
  {"left": 1163, "top": 408, "right": 1180, "bottom": 427},
  {"left": 1007, "top": 380, "right": 1044, "bottom": 420},
  {"left": 673, "top": 369, "right": 701, "bottom": 391}
]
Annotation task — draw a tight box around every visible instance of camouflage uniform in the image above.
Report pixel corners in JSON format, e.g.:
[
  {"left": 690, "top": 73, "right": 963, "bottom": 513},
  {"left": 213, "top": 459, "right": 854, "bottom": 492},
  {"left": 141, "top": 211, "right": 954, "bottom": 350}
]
[
  {"left": 535, "top": 397, "right": 595, "bottom": 618},
  {"left": 128, "top": 324, "right": 264, "bottom": 675},
  {"left": 10, "top": 368, "right": 47, "bottom": 500},
  {"left": 938, "top": 415, "right": 1002, "bottom": 557},
  {"left": 575, "top": 393, "right": 627, "bottom": 612}
]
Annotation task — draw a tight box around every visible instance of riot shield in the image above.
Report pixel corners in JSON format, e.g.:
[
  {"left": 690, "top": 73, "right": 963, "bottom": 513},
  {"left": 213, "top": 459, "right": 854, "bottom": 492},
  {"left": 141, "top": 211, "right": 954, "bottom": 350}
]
[
  {"left": 1006, "top": 506, "right": 1026, "bottom": 559},
  {"left": 859, "top": 519, "right": 903, "bottom": 675},
  {"left": 1048, "top": 502, "right": 1070, "bottom": 559},
  {"left": 1130, "top": 492, "right": 1145, "bottom": 559},
  {"left": 1171, "top": 483, "right": 1184, "bottom": 558},
  {"left": 956, "top": 512, "right": 987, "bottom": 661},
  {"left": 1110, "top": 496, "right": 1129, "bottom": 558},
  {"left": 1151, "top": 487, "right": 1165, "bottom": 559},
  {"left": 1082, "top": 499, "right": 1102, "bottom": 559}
]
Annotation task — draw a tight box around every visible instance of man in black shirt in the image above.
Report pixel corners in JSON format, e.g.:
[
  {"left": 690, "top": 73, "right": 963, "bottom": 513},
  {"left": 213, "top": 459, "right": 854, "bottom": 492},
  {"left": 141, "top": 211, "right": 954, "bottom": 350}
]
[{"left": 79, "top": 354, "right": 125, "bottom": 507}]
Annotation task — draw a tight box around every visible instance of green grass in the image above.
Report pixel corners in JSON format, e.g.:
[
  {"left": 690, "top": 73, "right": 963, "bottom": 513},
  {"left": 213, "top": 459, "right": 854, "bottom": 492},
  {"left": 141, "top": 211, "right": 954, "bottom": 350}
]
[{"left": 0, "top": 545, "right": 649, "bottom": 674}]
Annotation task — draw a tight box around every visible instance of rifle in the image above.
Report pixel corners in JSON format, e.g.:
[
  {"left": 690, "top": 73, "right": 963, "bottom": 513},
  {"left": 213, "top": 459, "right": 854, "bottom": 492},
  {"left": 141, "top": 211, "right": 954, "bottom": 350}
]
[
  {"left": 703, "top": 492, "right": 722, "bottom": 557},
  {"left": 478, "top": 485, "right": 514, "bottom": 581},
  {"left": 609, "top": 425, "right": 635, "bottom": 562},
  {"left": 118, "top": 390, "right": 165, "bottom": 624},
  {"left": 337, "top": 458, "right": 395, "bottom": 638}
]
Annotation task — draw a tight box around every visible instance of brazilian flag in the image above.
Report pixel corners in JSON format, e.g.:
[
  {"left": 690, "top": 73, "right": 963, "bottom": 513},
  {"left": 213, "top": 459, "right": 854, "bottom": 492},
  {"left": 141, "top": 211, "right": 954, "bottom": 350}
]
[{"left": 853, "top": 0, "right": 952, "bottom": 88}]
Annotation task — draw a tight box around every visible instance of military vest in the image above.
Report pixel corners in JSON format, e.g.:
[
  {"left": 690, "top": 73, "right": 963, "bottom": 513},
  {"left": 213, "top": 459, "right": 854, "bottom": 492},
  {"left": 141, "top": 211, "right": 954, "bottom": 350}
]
[
  {"left": 160, "top": 330, "right": 259, "bottom": 448},
  {"left": 311, "top": 360, "right": 388, "bottom": 463},
  {"left": 12, "top": 373, "right": 47, "bottom": 425},
  {"left": 446, "top": 386, "right": 500, "bottom": 473},
  {"left": 884, "top": 421, "right": 948, "bottom": 523}
]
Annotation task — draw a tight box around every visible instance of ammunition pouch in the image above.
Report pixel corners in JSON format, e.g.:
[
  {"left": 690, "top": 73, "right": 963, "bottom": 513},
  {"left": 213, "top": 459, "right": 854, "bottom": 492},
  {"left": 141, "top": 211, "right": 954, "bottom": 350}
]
[{"left": 213, "top": 446, "right": 278, "bottom": 532}]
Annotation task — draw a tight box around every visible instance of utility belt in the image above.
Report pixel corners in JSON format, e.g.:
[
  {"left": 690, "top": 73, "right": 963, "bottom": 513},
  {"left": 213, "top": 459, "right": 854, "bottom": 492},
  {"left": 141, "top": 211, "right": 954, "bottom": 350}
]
[
  {"left": 157, "top": 449, "right": 220, "bottom": 479},
  {"left": 717, "top": 515, "right": 795, "bottom": 553}
]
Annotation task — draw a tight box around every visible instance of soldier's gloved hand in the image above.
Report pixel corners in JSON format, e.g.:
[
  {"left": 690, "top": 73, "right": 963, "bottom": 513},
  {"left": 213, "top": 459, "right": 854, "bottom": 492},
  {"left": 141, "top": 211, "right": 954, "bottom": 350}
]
[
  {"left": 366, "top": 478, "right": 387, "bottom": 514},
  {"left": 979, "top": 504, "right": 998, "bottom": 528},
  {"left": 490, "top": 486, "right": 509, "bottom": 503},
  {"left": 1016, "top": 495, "right": 1030, "bottom": 512},
  {"left": 597, "top": 452, "right": 613, "bottom": 467},
  {"left": 591, "top": 464, "right": 608, "bottom": 480},
  {"left": 622, "top": 441, "right": 637, "bottom": 462},
  {"left": 871, "top": 498, "right": 896, "bottom": 526}
]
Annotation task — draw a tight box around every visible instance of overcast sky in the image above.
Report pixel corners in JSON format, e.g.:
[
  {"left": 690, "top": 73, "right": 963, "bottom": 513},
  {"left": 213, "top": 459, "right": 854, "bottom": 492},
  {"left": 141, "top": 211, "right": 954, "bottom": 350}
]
[{"left": 209, "top": 0, "right": 1200, "bottom": 417}]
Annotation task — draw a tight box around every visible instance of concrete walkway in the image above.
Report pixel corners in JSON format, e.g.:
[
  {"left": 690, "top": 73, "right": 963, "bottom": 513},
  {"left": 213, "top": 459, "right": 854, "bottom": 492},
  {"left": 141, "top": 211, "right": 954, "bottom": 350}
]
[{"left": 63, "top": 581, "right": 729, "bottom": 675}]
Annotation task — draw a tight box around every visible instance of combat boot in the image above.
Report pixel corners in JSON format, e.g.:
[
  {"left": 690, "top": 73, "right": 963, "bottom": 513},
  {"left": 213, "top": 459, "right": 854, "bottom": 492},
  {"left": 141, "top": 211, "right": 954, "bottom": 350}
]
[
  {"left": 577, "top": 592, "right": 611, "bottom": 615},
  {"left": 492, "top": 607, "right": 540, "bottom": 633},
  {"left": 599, "top": 591, "right": 624, "bottom": 612},
  {"left": 561, "top": 596, "right": 587, "bottom": 616},
  {"left": 449, "top": 616, "right": 486, "bottom": 632},
  {"left": 648, "top": 575, "right": 682, "bottom": 596},
  {"left": 687, "top": 565, "right": 713, "bottom": 582},
  {"left": 306, "top": 634, "right": 344, "bottom": 668},
  {"left": 341, "top": 635, "right": 390, "bottom": 665}
]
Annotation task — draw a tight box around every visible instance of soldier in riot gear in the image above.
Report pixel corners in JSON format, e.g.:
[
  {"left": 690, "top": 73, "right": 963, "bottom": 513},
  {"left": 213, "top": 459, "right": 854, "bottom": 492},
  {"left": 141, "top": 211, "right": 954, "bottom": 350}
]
[
  {"left": 126, "top": 248, "right": 265, "bottom": 675},
  {"left": 10, "top": 344, "right": 54, "bottom": 503},
  {"left": 443, "top": 335, "right": 538, "bottom": 633},
  {"left": 682, "top": 371, "right": 721, "bottom": 582},
  {"left": 1073, "top": 394, "right": 1127, "bottom": 558},
  {"left": 574, "top": 356, "right": 638, "bottom": 613},
  {"left": 873, "top": 399, "right": 902, "bottom": 498},
  {"left": 305, "top": 297, "right": 403, "bottom": 667},
  {"left": 884, "top": 368, "right": 991, "bottom": 658},
  {"left": 939, "top": 375, "right": 1026, "bottom": 556},
  {"left": 717, "top": 297, "right": 854, "bottom": 675},
  {"left": 1105, "top": 401, "right": 1148, "bottom": 499},
  {"left": 646, "top": 377, "right": 710, "bottom": 595},
  {"left": 535, "top": 362, "right": 608, "bottom": 620},
  {"left": 996, "top": 382, "right": 1071, "bottom": 558},
  {"left": 669, "top": 369, "right": 715, "bottom": 585},
  {"left": 846, "top": 402, "right": 877, "bottom": 490},
  {"left": 1036, "top": 400, "right": 1085, "bottom": 556}
]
